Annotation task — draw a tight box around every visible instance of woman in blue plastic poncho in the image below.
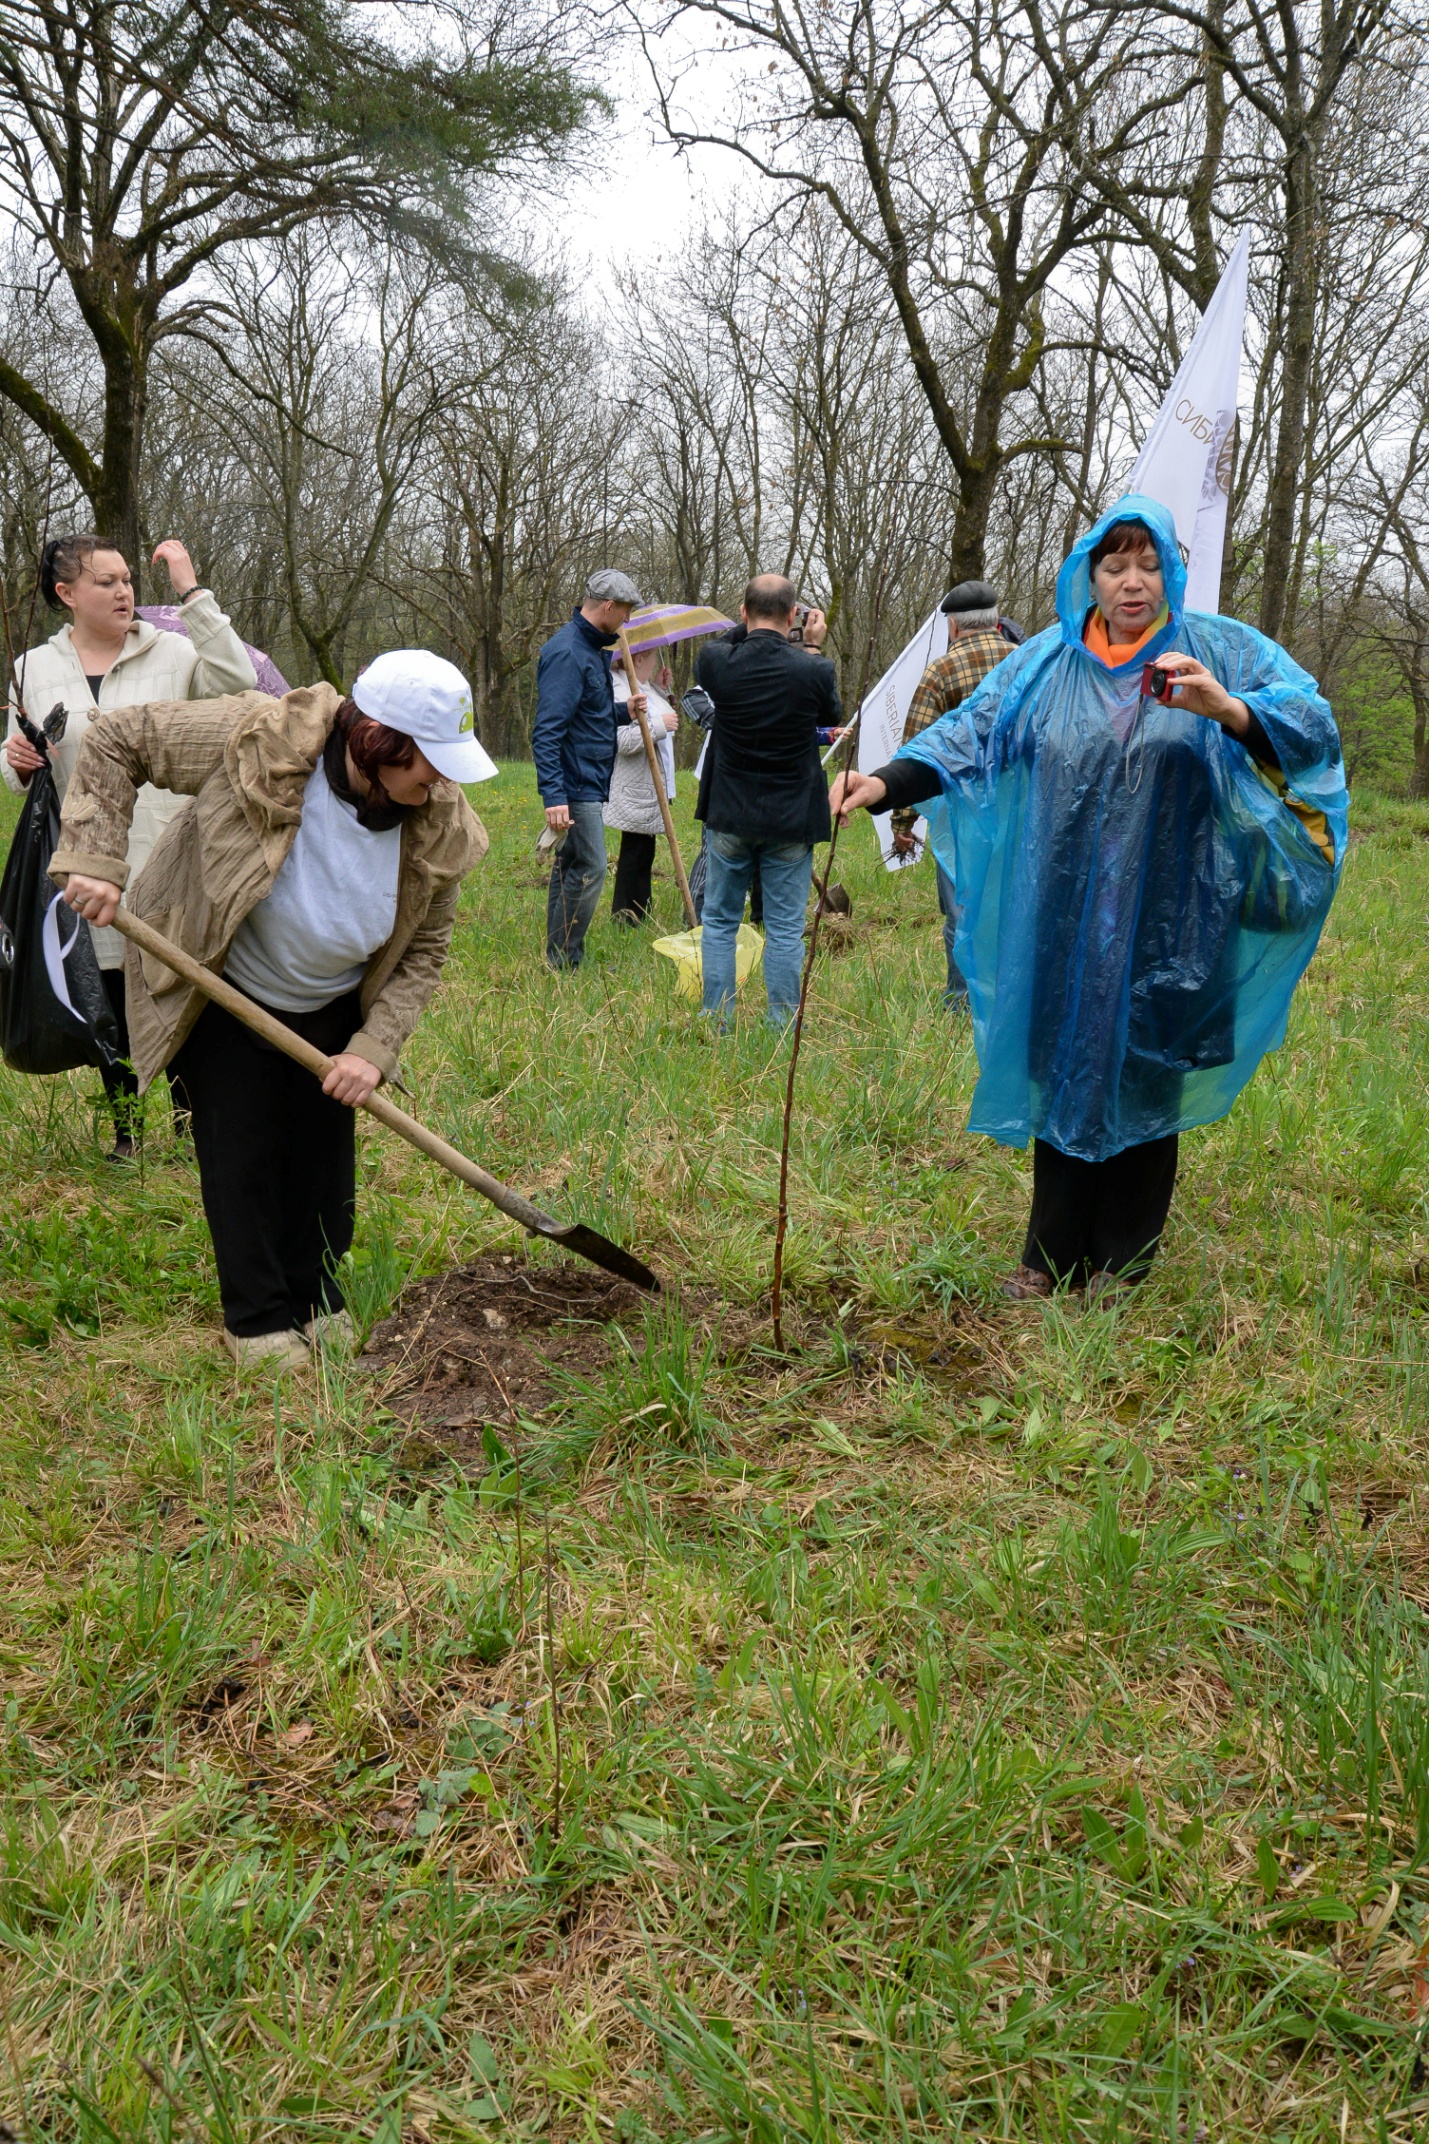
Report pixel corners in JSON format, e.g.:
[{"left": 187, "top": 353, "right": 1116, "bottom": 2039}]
[{"left": 833, "top": 496, "right": 1347, "bottom": 1301}]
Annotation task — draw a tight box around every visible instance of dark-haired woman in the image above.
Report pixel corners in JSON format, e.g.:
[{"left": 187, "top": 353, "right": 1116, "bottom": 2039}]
[
  {"left": 4, "top": 535, "right": 256, "bottom": 1156},
  {"left": 833, "top": 495, "right": 1348, "bottom": 1301},
  {"left": 50, "top": 651, "right": 492, "bottom": 1371}
]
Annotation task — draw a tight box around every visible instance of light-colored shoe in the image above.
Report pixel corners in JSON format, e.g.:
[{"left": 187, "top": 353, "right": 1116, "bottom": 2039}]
[
  {"left": 304, "top": 1309, "right": 356, "bottom": 1355},
  {"left": 222, "top": 1328, "right": 310, "bottom": 1373},
  {"left": 1084, "top": 1269, "right": 1132, "bottom": 1306}
]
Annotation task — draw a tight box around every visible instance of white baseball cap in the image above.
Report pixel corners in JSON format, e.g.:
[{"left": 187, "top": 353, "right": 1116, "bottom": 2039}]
[{"left": 350, "top": 649, "right": 498, "bottom": 784}]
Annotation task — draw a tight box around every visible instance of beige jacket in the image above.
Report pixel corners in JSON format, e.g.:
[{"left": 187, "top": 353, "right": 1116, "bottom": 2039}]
[
  {"left": 49, "top": 686, "right": 488, "bottom": 1089},
  {"left": 7, "top": 593, "right": 258, "bottom": 968}
]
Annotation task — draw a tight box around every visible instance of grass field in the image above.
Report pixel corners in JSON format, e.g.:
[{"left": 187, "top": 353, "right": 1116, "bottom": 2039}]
[{"left": 2, "top": 762, "right": 1428, "bottom": 2142}]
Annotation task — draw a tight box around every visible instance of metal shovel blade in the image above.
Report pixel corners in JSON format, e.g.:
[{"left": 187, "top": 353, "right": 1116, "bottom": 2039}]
[{"left": 530, "top": 1215, "right": 662, "bottom": 1293}]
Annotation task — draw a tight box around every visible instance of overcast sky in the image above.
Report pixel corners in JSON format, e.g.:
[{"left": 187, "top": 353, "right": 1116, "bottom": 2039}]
[{"left": 554, "top": 32, "right": 755, "bottom": 276}]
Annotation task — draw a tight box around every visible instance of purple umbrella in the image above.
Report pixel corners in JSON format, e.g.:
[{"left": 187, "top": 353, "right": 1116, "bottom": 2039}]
[{"left": 137, "top": 605, "right": 290, "bottom": 698}]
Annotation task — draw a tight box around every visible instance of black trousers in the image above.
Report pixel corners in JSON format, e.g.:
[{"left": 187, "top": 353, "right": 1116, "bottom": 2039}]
[
  {"left": 1022, "top": 1134, "right": 1180, "bottom": 1285},
  {"left": 611, "top": 831, "right": 657, "bottom": 921},
  {"left": 171, "top": 991, "right": 359, "bottom": 1337}
]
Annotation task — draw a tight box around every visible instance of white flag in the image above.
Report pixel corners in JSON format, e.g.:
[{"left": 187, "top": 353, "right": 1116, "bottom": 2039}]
[
  {"left": 1126, "top": 231, "right": 1250, "bottom": 613},
  {"left": 855, "top": 607, "right": 944, "bottom": 871}
]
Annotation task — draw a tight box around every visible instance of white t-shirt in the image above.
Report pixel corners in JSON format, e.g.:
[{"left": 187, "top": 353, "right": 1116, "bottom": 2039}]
[{"left": 225, "top": 758, "right": 402, "bottom": 1012}]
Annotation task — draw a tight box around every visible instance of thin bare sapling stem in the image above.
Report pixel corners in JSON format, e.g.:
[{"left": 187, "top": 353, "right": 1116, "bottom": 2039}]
[
  {"left": 480, "top": 1350, "right": 527, "bottom": 1636},
  {"left": 544, "top": 1503, "right": 562, "bottom": 1838},
  {"left": 770, "top": 710, "right": 861, "bottom": 1351}
]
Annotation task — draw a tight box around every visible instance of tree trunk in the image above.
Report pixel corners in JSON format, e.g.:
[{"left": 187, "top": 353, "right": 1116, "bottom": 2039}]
[
  {"left": 1259, "top": 134, "right": 1319, "bottom": 644},
  {"left": 950, "top": 457, "right": 1002, "bottom": 584},
  {"left": 94, "top": 351, "right": 148, "bottom": 587},
  {"left": 1186, "top": 1, "right": 1229, "bottom": 307},
  {"left": 1408, "top": 681, "right": 1429, "bottom": 800},
  {"left": 1218, "top": 415, "right": 1241, "bottom": 612},
  {"left": 0, "top": 311, "right": 149, "bottom": 591},
  {"left": 948, "top": 289, "right": 1049, "bottom": 580},
  {"left": 82, "top": 295, "right": 150, "bottom": 591}
]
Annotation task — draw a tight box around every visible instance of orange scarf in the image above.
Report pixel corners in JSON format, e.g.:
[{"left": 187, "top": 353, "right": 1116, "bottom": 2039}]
[{"left": 1084, "top": 606, "right": 1169, "bottom": 669}]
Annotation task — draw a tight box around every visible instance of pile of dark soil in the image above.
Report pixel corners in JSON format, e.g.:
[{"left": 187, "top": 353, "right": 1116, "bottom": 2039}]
[{"left": 361, "top": 1255, "right": 649, "bottom": 1450}]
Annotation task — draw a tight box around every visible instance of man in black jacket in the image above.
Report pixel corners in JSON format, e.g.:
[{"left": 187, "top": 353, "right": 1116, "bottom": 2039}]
[{"left": 695, "top": 575, "right": 840, "bottom": 1023}]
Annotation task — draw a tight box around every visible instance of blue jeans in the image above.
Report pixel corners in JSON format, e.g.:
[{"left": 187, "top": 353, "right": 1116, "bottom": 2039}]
[
  {"left": 545, "top": 800, "right": 608, "bottom": 969},
  {"left": 701, "top": 832, "right": 813, "bottom": 1025},
  {"left": 690, "top": 832, "right": 762, "bottom": 924},
  {"left": 936, "top": 860, "right": 968, "bottom": 1002}
]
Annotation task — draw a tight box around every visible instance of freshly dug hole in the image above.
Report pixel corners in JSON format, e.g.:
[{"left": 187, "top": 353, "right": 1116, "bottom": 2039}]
[{"left": 361, "top": 1254, "right": 649, "bottom": 1449}]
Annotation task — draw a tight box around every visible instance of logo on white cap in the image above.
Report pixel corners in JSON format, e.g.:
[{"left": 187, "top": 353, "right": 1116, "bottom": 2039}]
[{"left": 351, "top": 650, "right": 498, "bottom": 785}]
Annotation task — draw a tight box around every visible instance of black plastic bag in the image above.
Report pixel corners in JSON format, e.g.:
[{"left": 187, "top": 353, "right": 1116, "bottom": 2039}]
[{"left": 0, "top": 705, "right": 119, "bottom": 1075}]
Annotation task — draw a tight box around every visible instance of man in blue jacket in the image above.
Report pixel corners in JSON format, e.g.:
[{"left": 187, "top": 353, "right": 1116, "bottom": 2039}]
[{"left": 533, "top": 568, "right": 646, "bottom": 969}]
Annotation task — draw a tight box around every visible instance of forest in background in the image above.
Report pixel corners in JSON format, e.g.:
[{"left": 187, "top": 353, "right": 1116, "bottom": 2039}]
[{"left": 0, "top": 0, "right": 1425, "bottom": 788}]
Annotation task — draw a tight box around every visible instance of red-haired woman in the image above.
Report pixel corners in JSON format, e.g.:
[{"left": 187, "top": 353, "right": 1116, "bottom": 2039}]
[{"left": 51, "top": 651, "right": 494, "bottom": 1371}]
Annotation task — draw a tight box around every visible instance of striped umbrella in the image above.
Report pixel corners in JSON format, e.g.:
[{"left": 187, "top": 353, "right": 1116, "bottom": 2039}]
[{"left": 618, "top": 603, "right": 732, "bottom": 655}]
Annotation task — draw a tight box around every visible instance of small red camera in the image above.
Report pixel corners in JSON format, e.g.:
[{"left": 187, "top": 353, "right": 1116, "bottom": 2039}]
[{"left": 1141, "top": 663, "right": 1173, "bottom": 702}]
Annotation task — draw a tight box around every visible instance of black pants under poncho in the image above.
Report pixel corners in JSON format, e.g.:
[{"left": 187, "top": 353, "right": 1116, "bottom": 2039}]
[{"left": 1022, "top": 1134, "right": 1180, "bottom": 1286}]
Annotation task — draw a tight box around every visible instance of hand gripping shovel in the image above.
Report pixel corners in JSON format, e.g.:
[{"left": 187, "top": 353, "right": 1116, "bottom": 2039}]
[{"left": 112, "top": 909, "right": 662, "bottom": 1293}]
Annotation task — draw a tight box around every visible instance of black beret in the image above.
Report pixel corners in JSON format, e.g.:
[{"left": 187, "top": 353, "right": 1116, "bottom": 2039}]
[{"left": 940, "top": 579, "right": 999, "bottom": 615}]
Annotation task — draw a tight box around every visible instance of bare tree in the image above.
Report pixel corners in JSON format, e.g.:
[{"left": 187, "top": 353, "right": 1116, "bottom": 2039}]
[
  {"left": 0, "top": 0, "right": 597, "bottom": 575},
  {"left": 625, "top": 215, "right": 775, "bottom": 606},
  {"left": 167, "top": 236, "right": 446, "bottom": 683},
  {"left": 0, "top": 267, "right": 88, "bottom": 663},
  {"left": 1357, "top": 412, "right": 1429, "bottom": 796},
  {"left": 1095, "top": 0, "right": 1414, "bottom": 639},
  {"left": 756, "top": 206, "right": 949, "bottom": 679},
  {"left": 634, "top": 0, "right": 1211, "bottom": 577},
  {"left": 1, "top": 0, "right": 1423, "bottom": 792},
  {"left": 399, "top": 276, "right": 617, "bottom": 755}
]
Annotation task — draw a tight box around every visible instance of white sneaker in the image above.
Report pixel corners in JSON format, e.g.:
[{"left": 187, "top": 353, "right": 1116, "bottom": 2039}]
[
  {"left": 222, "top": 1328, "right": 310, "bottom": 1373},
  {"left": 304, "top": 1309, "right": 356, "bottom": 1355}
]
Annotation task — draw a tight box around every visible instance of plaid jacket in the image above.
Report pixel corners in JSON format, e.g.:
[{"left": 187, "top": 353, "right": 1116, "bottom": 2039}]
[{"left": 890, "top": 629, "right": 1011, "bottom": 833}]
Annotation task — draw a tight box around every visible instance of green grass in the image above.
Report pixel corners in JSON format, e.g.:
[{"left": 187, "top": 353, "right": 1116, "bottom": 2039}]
[{"left": 1, "top": 767, "right": 1428, "bottom": 2141}]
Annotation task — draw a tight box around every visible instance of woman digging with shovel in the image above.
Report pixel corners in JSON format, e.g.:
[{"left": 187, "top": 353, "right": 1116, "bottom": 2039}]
[{"left": 51, "top": 652, "right": 496, "bottom": 1373}]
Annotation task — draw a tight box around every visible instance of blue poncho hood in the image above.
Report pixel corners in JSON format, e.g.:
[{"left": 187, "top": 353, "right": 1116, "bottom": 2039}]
[
  {"left": 898, "top": 493, "right": 1348, "bottom": 1161},
  {"left": 1055, "top": 494, "right": 1184, "bottom": 656}
]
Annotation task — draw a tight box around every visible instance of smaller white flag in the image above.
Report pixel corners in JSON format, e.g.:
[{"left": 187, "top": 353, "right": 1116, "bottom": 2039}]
[
  {"left": 1125, "top": 232, "right": 1250, "bottom": 613},
  {"left": 855, "top": 607, "right": 944, "bottom": 871}
]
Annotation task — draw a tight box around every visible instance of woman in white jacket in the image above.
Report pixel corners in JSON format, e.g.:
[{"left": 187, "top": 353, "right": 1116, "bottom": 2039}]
[
  {"left": 604, "top": 644, "right": 678, "bottom": 923},
  {"left": 5, "top": 532, "right": 257, "bottom": 1156}
]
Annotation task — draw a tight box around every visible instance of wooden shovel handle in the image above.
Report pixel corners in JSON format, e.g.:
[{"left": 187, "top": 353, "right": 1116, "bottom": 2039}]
[
  {"left": 618, "top": 629, "right": 698, "bottom": 930},
  {"left": 111, "top": 908, "right": 561, "bottom": 1239}
]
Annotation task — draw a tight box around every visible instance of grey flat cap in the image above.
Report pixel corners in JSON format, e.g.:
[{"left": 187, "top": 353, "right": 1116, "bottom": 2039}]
[
  {"left": 940, "top": 578, "right": 999, "bottom": 615},
  {"left": 586, "top": 567, "right": 644, "bottom": 607}
]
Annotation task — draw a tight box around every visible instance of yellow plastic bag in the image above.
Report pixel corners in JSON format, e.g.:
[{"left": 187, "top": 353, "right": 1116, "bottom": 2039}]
[{"left": 652, "top": 923, "right": 764, "bottom": 1001}]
